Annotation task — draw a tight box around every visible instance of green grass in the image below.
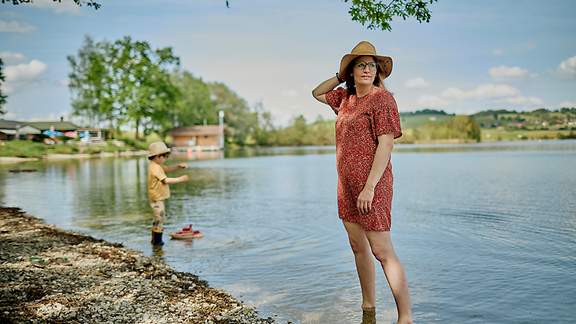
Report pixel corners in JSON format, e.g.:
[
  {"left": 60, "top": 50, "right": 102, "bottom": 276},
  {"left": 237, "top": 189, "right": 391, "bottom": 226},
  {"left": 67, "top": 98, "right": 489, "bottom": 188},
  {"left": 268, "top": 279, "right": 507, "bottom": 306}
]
[
  {"left": 0, "top": 139, "right": 147, "bottom": 158},
  {"left": 400, "top": 114, "right": 451, "bottom": 129},
  {"left": 0, "top": 141, "right": 47, "bottom": 158},
  {"left": 482, "top": 129, "right": 576, "bottom": 141}
]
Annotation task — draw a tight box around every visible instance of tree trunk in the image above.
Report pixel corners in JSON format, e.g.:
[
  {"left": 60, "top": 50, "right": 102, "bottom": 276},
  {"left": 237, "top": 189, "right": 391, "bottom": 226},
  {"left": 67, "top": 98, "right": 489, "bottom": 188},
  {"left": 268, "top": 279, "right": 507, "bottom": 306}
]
[
  {"left": 109, "top": 120, "right": 114, "bottom": 139},
  {"left": 135, "top": 118, "right": 140, "bottom": 140}
]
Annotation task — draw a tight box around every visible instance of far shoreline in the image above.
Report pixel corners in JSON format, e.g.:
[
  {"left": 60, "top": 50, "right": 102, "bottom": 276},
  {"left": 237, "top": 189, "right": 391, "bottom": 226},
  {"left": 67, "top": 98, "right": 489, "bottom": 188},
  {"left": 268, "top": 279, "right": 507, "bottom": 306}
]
[
  {"left": 0, "top": 150, "right": 148, "bottom": 164},
  {"left": 1, "top": 138, "right": 575, "bottom": 164}
]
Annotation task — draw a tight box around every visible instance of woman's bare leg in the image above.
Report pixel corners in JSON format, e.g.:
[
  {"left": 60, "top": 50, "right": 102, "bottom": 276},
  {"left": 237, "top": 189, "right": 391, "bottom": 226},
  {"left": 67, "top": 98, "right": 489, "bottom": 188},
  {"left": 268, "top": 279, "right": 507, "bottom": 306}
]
[
  {"left": 343, "top": 221, "right": 376, "bottom": 310},
  {"left": 366, "top": 231, "right": 412, "bottom": 324}
]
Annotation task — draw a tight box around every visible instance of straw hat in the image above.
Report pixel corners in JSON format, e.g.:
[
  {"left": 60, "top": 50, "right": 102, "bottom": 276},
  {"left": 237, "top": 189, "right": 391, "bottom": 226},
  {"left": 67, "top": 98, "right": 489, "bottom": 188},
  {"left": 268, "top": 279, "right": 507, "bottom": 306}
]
[
  {"left": 339, "top": 41, "right": 393, "bottom": 81},
  {"left": 148, "top": 141, "right": 170, "bottom": 158}
]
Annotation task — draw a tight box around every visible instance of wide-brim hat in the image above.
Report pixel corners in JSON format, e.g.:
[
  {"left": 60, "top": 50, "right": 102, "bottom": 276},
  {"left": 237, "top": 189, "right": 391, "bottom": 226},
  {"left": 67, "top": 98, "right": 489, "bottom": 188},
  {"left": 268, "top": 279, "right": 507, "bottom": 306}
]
[
  {"left": 148, "top": 141, "right": 171, "bottom": 158},
  {"left": 339, "top": 41, "right": 393, "bottom": 80}
]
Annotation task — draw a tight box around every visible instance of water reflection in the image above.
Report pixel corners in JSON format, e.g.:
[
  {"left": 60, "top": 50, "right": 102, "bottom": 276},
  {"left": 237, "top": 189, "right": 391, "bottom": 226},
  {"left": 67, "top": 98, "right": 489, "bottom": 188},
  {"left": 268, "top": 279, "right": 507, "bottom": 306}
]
[{"left": 219, "top": 140, "right": 576, "bottom": 158}]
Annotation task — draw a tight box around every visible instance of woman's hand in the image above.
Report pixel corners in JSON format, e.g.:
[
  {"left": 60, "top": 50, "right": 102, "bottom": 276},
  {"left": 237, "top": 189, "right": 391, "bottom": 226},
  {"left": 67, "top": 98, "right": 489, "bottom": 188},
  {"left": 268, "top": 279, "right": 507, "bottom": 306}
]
[
  {"left": 177, "top": 163, "right": 188, "bottom": 169},
  {"left": 357, "top": 187, "right": 375, "bottom": 214}
]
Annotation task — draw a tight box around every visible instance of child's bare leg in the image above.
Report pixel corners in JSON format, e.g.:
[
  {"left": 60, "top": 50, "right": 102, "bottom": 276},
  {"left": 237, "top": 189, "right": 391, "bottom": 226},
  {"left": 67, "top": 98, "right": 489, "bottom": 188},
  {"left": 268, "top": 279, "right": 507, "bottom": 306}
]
[{"left": 150, "top": 201, "right": 166, "bottom": 245}]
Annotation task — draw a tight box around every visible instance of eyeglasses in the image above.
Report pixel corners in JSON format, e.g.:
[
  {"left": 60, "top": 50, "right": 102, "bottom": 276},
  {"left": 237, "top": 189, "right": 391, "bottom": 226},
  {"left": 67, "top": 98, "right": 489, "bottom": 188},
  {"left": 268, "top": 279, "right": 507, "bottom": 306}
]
[{"left": 354, "top": 62, "right": 378, "bottom": 71}]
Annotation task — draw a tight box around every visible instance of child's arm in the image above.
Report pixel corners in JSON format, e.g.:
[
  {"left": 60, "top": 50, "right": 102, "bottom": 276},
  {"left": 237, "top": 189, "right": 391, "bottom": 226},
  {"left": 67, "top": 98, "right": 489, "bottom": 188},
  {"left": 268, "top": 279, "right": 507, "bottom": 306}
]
[
  {"left": 162, "top": 163, "right": 188, "bottom": 173},
  {"left": 162, "top": 175, "right": 189, "bottom": 184}
]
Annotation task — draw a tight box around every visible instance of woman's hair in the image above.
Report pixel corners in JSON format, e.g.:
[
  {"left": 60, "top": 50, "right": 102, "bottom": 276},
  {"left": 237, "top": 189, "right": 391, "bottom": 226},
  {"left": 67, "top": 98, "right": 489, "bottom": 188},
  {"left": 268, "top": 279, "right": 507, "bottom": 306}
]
[{"left": 344, "top": 56, "right": 385, "bottom": 96}]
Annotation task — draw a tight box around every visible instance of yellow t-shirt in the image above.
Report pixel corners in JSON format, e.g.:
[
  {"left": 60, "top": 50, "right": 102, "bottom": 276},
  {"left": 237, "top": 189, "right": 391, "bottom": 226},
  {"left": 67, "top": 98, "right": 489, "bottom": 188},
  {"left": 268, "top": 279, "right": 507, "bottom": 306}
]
[{"left": 148, "top": 161, "right": 170, "bottom": 201}]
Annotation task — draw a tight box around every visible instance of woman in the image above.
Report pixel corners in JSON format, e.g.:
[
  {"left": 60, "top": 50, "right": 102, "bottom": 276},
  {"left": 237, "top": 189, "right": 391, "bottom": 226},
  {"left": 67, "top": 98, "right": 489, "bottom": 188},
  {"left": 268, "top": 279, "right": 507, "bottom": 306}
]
[{"left": 312, "top": 41, "right": 412, "bottom": 324}]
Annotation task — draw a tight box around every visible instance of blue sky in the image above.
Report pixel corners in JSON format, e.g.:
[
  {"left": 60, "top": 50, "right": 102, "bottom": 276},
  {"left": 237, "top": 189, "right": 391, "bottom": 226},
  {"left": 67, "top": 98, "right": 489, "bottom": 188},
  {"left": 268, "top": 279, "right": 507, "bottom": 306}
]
[{"left": 1, "top": 0, "right": 575, "bottom": 125}]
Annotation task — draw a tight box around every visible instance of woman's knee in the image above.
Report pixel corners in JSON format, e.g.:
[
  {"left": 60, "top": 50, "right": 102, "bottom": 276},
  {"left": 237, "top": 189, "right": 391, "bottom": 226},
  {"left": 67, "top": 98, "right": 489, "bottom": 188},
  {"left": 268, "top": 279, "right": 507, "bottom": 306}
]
[
  {"left": 348, "top": 238, "right": 370, "bottom": 255},
  {"left": 371, "top": 247, "right": 395, "bottom": 264}
]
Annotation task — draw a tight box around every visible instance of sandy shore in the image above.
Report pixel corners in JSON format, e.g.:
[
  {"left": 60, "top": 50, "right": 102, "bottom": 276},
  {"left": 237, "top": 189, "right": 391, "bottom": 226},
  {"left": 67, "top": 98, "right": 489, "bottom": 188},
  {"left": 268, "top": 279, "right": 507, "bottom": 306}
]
[
  {"left": 0, "top": 157, "right": 39, "bottom": 164},
  {"left": 45, "top": 150, "right": 148, "bottom": 160},
  {"left": 0, "top": 150, "right": 149, "bottom": 164},
  {"left": 0, "top": 207, "right": 274, "bottom": 323}
]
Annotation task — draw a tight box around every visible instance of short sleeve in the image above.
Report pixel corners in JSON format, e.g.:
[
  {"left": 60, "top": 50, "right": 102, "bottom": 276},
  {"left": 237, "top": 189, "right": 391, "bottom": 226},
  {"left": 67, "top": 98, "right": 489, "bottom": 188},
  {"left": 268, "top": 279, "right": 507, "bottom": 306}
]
[
  {"left": 372, "top": 91, "right": 402, "bottom": 139},
  {"left": 325, "top": 87, "right": 347, "bottom": 115},
  {"left": 151, "top": 163, "right": 167, "bottom": 182}
]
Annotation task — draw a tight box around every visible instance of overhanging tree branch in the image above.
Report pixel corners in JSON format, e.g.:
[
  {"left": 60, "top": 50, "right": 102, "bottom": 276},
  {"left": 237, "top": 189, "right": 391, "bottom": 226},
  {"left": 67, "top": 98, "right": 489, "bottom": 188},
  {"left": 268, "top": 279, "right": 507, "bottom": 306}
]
[
  {"left": 1, "top": 0, "right": 101, "bottom": 10},
  {"left": 344, "top": 0, "right": 438, "bottom": 31}
]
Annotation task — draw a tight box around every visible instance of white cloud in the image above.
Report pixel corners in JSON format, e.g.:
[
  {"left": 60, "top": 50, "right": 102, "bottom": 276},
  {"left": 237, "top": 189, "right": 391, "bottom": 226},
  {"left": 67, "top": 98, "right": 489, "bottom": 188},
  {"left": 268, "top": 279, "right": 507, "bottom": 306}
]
[
  {"left": 489, "top": 65, "right": 531, "bottom": 79},
  {"left": 414, "top": 83, "right": 535, "bottom": 109},
  {"left": 502, "top": 96, "right": 543, "bottom": 106},
  {"left": 3, "top": 59, "right": 48, "bottom": 94},
  {"left": 558, "top": 101, "right": 576, "bottom": 108},
  {"left": 404, "top": 77, "right": 429, "bottom": 89},
  {"left": 0, "top": 20, "right": 35, "bottom": 33},
  {"left": 440, "top": 87, "right": 465, "bottom": 100},
  {"left": 470, "top": 84, "right": 520, "bottom": 99},
  {"left": 558, "top": 56, "right": 576, "bottom": 77},
  {"left": 0, "top": 51, "right": 26, "bottom": 64},
  {"left": 441, "top": 83, "right": 519, "bottom": 100},
  {"left": 416, "top": 95, "right": 449, "bottom": 107}
]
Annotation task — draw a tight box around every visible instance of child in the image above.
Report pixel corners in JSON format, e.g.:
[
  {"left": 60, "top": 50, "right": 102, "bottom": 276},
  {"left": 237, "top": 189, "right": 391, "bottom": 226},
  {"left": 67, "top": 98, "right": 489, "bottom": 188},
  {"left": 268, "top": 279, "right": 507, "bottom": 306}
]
[{"left": 147, "top": 141, "right": 189, "bottom": 245}]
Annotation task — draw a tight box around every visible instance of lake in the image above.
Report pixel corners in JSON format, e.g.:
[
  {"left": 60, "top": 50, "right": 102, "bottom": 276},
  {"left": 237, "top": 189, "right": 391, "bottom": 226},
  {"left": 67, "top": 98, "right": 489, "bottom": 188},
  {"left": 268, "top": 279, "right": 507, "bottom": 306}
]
[{"left": 1, "top": 140, "right": 575, "bottom": 323}]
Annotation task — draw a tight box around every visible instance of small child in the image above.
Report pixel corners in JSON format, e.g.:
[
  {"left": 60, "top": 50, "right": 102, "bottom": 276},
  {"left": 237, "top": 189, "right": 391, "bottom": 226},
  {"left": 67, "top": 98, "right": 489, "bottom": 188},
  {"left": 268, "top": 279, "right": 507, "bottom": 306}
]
[{"left": 147, "top": 141, "right": 189, "bottom": 245}]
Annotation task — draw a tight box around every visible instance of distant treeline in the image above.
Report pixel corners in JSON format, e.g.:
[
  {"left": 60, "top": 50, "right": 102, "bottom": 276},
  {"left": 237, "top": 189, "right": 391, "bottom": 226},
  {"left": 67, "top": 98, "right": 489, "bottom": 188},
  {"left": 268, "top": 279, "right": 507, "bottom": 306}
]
[
  {"left": 270, "top": 107, "right": 576, "bottom": 146},
  {"left": 470, "top": 108, "right": 576, "bottom": 130},
  {"left": 400, "top": 109, "right": 454, "bottom": 116}
]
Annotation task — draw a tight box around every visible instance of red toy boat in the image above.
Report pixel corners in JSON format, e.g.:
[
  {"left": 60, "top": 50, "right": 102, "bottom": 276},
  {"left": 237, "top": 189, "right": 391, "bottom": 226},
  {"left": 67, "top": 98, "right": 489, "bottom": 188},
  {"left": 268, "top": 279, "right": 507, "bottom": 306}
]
[{"left": 170, "top": 224, "right": 204, "bottom": 240}]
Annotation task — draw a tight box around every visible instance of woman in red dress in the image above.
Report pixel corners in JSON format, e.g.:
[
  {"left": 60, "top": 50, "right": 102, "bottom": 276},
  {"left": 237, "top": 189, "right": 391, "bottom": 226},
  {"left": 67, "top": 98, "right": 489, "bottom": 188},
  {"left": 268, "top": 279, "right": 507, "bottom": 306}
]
[{"left": 312, "top": 41, "right": 412, "bottom": 324}]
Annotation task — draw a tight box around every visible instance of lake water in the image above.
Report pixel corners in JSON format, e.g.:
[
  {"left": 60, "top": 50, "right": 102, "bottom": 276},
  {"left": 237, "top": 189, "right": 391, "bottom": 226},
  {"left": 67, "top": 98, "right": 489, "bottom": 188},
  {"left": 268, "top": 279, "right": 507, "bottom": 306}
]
[{"left": 1, "top": 140, "right": 575, "bottom": 323}]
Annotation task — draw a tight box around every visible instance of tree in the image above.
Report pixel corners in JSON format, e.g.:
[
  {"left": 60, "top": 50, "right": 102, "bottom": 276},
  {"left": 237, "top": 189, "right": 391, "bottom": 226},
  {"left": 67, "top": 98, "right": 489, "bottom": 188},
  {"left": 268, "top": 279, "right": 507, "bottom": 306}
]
[
  {"left": 0, "top": 58, "right": 7, "bottom": 115},
  {"left": 447, "top": 115, "right": 481, "bottom": 142},
  {"left": 107, "top": 36, "right": 180, "bottom": 138},
  {"left": 252, "top": 101, "right": 276, "bottom": 146},
  {"left": 208, "top": 82, "right": 258, "bottom": 145},
  {"left": 345, "top": 0, "right": 438, "bottom": 31},
  {"left": 171, "top": 71, "right": 216, "bottom": 127},
  {"left": 68, "top": 36, "right": 114, "bottom": 129},
  {"left": 68, "top": 36, "right": 180, "bottom": 138},
  {"left": 3, "top": 0, "right": 438, "bottom": 31}
]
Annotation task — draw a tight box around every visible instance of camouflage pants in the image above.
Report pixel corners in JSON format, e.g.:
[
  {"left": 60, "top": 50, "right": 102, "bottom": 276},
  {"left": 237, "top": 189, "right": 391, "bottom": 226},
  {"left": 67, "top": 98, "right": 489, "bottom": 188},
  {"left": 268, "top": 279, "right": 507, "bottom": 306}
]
[{"left": 150, "top": 200, "right": 166, "bottom": 233}]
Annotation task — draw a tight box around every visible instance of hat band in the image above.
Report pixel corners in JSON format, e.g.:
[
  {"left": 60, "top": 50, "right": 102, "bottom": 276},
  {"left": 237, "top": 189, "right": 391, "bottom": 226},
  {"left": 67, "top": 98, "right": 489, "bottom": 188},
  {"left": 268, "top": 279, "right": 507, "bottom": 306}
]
[{"left": 353, "top": 52, "right": 376, "bottom": 56}]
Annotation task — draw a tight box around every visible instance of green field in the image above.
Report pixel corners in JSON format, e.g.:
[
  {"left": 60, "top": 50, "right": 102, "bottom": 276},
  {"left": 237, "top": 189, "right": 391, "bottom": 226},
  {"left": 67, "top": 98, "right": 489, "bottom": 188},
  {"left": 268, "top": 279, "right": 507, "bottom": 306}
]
[
  {"left": 481, "top": 129, "right": 576, "bottom": 141},
  {"left": 399, "top": 114, "right": 452, "bottom": 129}
]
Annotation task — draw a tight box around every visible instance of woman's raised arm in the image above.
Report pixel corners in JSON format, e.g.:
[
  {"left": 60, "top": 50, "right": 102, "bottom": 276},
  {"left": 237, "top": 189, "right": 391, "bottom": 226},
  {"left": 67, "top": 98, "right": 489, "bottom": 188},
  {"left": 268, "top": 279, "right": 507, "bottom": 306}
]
[{"left": 312, "top": 75, "right": 342, "bottom": 104}]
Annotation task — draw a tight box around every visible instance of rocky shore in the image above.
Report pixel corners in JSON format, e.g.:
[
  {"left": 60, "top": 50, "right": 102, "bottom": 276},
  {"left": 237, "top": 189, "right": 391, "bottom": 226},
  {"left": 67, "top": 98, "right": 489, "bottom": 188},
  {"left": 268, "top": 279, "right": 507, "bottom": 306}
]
[{"left": 0, "top": 207, "right": 274, "bottom": 323}]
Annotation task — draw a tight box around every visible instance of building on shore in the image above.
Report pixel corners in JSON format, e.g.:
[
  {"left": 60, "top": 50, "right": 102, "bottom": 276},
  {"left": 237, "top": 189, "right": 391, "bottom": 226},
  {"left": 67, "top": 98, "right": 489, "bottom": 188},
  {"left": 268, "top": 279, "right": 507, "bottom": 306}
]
[
  {"left": 0, "top": 118, "right": 105, "bottom": 144},
  {"left": 0, "top": 119, "right": 42, "bottom": 141},
  {"left": 169, "top": 125, "right": 224, "bottom": 152},
  {"left": 27, "top": 120, "right": 79, "bottom": 136}
]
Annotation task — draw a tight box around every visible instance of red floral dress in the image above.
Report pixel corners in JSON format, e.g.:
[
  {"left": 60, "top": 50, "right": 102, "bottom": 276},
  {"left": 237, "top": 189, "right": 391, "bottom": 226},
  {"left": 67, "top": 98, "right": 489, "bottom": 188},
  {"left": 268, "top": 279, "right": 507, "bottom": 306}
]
[{"left": 325, "top": 86, "right": 402, "bottom": 231}]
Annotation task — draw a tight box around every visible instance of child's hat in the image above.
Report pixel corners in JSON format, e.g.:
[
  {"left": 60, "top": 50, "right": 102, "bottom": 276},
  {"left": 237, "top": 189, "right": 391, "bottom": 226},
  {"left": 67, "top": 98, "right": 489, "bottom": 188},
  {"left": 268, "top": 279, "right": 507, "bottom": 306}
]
[{"left": 148, "top": 142, "right": 171, "bottom": 158}]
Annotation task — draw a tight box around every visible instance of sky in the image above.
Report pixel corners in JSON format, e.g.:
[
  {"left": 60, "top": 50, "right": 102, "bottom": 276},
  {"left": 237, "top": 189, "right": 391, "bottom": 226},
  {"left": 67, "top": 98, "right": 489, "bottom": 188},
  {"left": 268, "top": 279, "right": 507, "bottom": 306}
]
[{"left": 1, "top": 0, "right": 575, "bottom": 125}]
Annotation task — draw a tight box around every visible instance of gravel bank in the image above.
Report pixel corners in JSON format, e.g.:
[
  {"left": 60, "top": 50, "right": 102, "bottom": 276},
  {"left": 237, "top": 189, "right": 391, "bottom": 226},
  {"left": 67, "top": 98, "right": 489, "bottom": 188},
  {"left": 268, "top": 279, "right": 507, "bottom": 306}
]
[{"left": 0, "top": 207, "right": 274, "bottom": 324}]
